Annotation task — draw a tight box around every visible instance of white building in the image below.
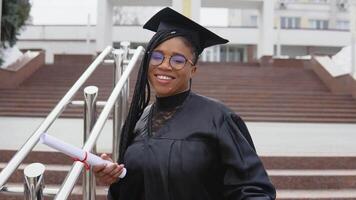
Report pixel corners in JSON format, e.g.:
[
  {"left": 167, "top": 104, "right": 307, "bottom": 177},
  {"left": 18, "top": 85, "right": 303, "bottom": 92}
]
[
  {"left": 16, "top": 0, "right": 356, "bottom": 64},
  {"left": 219, "top": 0, "right": 353, "bottom": 62}
]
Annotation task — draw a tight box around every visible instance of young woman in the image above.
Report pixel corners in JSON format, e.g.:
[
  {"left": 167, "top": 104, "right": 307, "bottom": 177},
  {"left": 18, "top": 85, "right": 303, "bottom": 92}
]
[{"left": 94, "top": 7, "right": 276, "bottom": 200}]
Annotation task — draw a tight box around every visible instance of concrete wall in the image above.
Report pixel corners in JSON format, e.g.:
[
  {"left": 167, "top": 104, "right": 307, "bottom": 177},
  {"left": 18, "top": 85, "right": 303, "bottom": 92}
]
[
  {"left": 278, "top": 29, "right": 351, "bottom": 46},
  {"left": 2, "top": 116, "right": 356, "bottom": 156},
  {"left": 281, "top": 46, "right": 341, "bottom": 57}
]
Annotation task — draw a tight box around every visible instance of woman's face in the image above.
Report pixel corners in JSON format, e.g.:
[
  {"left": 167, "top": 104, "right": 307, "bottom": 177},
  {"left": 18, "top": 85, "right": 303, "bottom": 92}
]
[{"left": 148, "top": 37, "right": 197, "bottom": 97}]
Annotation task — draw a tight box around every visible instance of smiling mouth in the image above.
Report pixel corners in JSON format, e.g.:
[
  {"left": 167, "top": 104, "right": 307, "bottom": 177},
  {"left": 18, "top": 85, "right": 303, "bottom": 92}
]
[{"left": 155, "top": 75, "right": 175, "bottom": 80}]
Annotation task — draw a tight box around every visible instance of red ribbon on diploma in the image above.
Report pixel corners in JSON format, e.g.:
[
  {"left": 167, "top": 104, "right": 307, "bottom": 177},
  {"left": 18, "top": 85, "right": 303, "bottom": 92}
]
[{"left": 73, "top": 151, "right": 90, "bottom": 170}]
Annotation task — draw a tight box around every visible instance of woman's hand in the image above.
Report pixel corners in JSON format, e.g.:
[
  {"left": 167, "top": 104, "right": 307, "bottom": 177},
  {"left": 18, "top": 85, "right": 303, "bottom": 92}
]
[{"left": 93, "top": 153, "right": 125, "bottom": 186}]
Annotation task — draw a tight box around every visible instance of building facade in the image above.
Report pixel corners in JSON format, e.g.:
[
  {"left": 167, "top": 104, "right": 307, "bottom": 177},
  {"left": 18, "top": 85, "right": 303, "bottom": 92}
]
[
  {"left": 17, "top": 0, "right": 355, "bottom": 64},
  {"left": 214, "top": 0, "right": 352, "bottom": 62}
]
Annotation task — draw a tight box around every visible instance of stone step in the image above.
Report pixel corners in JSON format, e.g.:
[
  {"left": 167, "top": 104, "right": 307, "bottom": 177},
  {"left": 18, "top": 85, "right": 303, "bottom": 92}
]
[
  {"left": 3, "top": 152, "right": 356, "bottom": 190},
  {"left": 2, "top": 97, "right": 355, "bottom": 107},
  {"left": 261, "top": 156, "right": 356, "bottom": 170},
  {"left": 2, "top": 87, "right": 342, "bottom": 96},
  {"left": 277, "top": 189, "right": 356, "bottom": 200},
  {"left": 244, "top": 116, "right": 356, "bottom": 123},
  {"left": 2, "top": 59, "right": 356, "bottom": 123},
  {"left": 3, "top": 101, "right": 356, "bottom": 114},
  {"left": 3, "top": 104, "right": 356, "bottom": 115},
  {"left": 2, "top": 112, "right": 356, "bottom": 123},
  {"left": 2, "top": 183, "right": 356, "bottom": 200},
  {"left": 269, "top": 169, "right": 356, "bottom": 189},
  {"left": 0, "top": 150, "right": 72, "bottom": 165},
  {"left": 3, "top": 151, "right": 356, "bottom": 170},
  {"left": 0, "top": 163, "right": 106, "bottom": 186},
  {"left": 3, "top": 163, "right": 355, "bottom": 190},
  {"left": 0, "top": 183, "right": 107, "bottom": 200}
]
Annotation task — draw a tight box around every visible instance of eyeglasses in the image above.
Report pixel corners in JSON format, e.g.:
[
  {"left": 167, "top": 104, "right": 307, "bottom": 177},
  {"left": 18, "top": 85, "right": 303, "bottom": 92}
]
[{"left": 149, "top": 51, "right": 194, "bottom": 70}]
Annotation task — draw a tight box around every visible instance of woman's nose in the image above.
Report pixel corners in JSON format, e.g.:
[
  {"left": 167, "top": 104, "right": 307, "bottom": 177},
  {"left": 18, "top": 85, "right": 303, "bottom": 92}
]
[{"left": 157, "top": 57, "right": 172, "bottom": 70}]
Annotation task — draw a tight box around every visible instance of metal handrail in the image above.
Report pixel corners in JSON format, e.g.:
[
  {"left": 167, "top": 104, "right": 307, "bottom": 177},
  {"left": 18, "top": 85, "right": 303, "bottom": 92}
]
[
  {"left": 0, "top": 46, "right": 113, "bottom": 188},
  {"left": 54, "top": 46, "right": 144, "bottom": 200},
  {"left": 0, "top": 185, "right": 59, "bottom": 196}
]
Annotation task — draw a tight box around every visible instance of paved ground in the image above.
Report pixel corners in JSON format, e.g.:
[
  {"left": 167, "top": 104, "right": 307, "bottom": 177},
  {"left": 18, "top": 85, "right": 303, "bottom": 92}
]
[
  {"left": 1, "top": 117, "right": 356, "bottom": 156},
  {"left": 248, "top": 122, "right": 356, "bottom": 156}
]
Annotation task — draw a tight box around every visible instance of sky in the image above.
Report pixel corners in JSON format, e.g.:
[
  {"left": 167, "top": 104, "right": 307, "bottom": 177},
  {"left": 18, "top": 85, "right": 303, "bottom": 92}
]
[{"left": 29, "top": 0, "right": 228, "bottom": 26}]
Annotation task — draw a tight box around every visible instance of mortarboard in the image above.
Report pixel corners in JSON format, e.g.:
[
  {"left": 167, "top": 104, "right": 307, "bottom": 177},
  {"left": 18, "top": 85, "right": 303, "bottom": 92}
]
[{"left": 143, "top": 7, "right": 229, "bottom": 55}]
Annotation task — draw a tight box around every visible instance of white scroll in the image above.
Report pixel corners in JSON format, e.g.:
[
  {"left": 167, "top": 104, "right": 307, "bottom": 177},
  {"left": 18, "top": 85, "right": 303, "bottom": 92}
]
[{"left": 40, "top": 133, "right": 126, "bottom": 178}]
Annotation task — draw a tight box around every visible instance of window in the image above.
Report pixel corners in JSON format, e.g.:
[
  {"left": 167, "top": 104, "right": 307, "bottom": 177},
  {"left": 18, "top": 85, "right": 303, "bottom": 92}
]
[
  {"left": 250, "top": 15, "right": 258, "bottom": 27},
  {"left": 280, "top": 17, "right": 301, "bottom": 29},
  {"left": 308, "top": 0, "right": 329, "bottom": 3},
  {"left": 282, "top": 0, "right": 329, "bottom": 3},
  {"left": 309, "top": 19, "right": 329, "bottom": 29},
  {"left": 336, "top": 20, "right": 349, "bottom": 30},
  {"left": 282, "top": 0, "right": 299, "bottom": 3}
]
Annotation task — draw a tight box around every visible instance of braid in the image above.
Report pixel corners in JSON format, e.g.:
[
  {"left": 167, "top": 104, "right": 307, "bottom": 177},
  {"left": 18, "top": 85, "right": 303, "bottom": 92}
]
[{"left": 118, "top": 30, "right": 175, "bottom": 162}]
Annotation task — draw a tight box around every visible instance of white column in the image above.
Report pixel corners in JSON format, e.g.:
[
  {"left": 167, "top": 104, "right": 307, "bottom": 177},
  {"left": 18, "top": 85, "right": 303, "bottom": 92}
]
[
  {"left": 351, "top": 1, "right": 356, "bottom": 79},
  {"left": 329, "top": 0, "right": 337, "bottom": 29},
  {"left": 96, "top": 0, "right": 113, "bottom": 52},
  {"left": 258, "top": 0, "right": 275, "bottom": 59},
  {"left": 45, "top": 48, "right": 54, "bottom": 64},
  {"left": 276, "top": 10, "right": 282, "bottom": 57},
  {"left": 172, "top": 0, "right": 201, "bottom": 22},
  {"left": 172, "top": 0, "right": 183, "bottom": 13},
  {"left": 86, "top": 14, "right": 92, "bottom": 54},
  {"left": 216, "top": 46, "right": 221, "bottom": 62}
]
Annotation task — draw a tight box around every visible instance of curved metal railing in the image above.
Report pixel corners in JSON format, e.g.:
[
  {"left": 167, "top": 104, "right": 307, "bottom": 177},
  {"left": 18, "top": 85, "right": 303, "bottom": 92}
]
[
  {"left": 55, "top": 46, "right": 144, "bottom": 200},
  {"left": 0, "top": 44, "right": 145, "bottom": 199}
]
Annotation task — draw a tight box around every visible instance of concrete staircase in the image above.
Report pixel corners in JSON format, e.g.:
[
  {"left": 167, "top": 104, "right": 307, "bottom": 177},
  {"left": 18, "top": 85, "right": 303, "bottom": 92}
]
[
  {"left": 1, "top": 56, "right": 356, "bottom": 122},
  {"left": 0, "top": 150, "right": 108, "bottom": 200},
  {"left": 262, "top": 156, "right": 356, "bottom": 199},
  {"left": 1, "top": 150, "right": 356, "bottom": 199},
  {"left": 1, "top": 56, "right": 356, "bottom": 199},
  {"left": 192, "top": 63, "right": 356, "bottom": 123}
]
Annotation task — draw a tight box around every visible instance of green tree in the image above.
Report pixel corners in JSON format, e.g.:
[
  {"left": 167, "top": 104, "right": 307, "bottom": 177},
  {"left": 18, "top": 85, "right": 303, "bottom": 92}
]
[{"left": 1, "top": 0, "right": 31, "bottom": 65}]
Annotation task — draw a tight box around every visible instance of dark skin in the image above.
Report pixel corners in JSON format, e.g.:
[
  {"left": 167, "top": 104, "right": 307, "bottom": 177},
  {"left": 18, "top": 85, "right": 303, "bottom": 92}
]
[
  {"left": 148, "top": 37, "right": 196, "bottom": 97},
  {"left": 93, "top": 37, "right": 197, "bottom": 185},
  {"left": 93, "top": 154, "right": 125, "bottom": 185}
]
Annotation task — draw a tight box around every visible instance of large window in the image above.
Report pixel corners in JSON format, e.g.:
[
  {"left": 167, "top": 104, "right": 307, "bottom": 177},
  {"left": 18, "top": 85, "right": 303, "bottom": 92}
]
[
  {"left": 220, "top": 46, "right": 245, "bottom": 62},
  {"left": 309, "top": 19, "right": 329, "bottom": 29},
  {"left": 336, "top": 20, "right": 349, "bottom": 30},
  {"left": 250, "top": 15, "right": 258, "bottom": 27},
  {"left": 280, "top": 17, "right": 301, "bottom": 29},
  {"left": 279, "top": 0, "right": 329, "bottom": 3},
  {"left": 308, "top": 0, "right": 329, "bottom": 3}
]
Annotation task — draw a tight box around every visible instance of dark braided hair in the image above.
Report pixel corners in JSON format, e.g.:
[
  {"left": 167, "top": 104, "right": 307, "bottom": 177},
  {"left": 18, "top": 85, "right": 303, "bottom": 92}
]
[{"left": 118, "top": 30, "right": 195, "bottom": 162}]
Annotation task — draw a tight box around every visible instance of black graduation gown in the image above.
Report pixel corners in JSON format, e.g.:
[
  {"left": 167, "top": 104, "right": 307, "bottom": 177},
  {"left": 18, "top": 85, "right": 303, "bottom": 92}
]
[{"left": 109, "top": 92, "right": 276, "bottom": 200}]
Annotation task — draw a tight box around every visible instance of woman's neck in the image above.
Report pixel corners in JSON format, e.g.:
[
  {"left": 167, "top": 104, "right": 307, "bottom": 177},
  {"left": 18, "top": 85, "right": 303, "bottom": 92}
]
[{"left": 155, "top": 90, "right": 190, "bottom": 111}]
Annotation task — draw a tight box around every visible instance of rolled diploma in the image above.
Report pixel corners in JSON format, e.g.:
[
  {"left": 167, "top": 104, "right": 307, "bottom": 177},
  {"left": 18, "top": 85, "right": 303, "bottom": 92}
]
[{"left": 40, "top": 133, "right": 126, "bottom": 178}]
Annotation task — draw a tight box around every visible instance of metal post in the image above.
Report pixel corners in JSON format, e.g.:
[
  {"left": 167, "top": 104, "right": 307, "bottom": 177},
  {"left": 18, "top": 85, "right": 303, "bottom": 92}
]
[
  {"left": 83, "top": 86, "right": 98, "bottom": 200},
  {"left": 120, "top": 41, "right": 130, "bottom": 61},
  {"left": 24, "top": 163, "right": 45, "bottom": 200},
  {"left": 54, "top": 46, "right": 144, "bottom": 200},
  {"left": 0, "top": 46, "right": 112, "bottom": 188},
  {"left": 120, "top": 42, "right": 131, "bottom": 124},
  {"left": 112, "top": 50, "right": 124, "bottom": 162}
]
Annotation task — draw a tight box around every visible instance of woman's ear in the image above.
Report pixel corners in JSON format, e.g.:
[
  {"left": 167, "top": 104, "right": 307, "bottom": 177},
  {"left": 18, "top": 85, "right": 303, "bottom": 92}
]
[{"left": 191, "top": 66, "right": 197, "bottom": 77}]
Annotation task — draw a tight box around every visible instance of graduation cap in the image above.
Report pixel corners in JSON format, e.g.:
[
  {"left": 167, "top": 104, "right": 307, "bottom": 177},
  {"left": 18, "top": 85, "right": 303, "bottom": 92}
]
[{"left": 143, "top": 7, "right": 229, "bottom": 55}]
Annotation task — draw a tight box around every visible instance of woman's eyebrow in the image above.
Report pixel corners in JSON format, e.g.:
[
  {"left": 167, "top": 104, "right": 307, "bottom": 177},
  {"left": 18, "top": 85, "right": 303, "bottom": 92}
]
[{"left": 154, "top": 49, "right": 190, "bottom": 58}]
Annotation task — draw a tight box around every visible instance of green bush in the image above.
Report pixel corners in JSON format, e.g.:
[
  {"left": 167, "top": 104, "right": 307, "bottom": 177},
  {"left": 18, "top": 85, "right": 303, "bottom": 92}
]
[{"left": 1, "top": 0, "right": 31, "bottom": 65}]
